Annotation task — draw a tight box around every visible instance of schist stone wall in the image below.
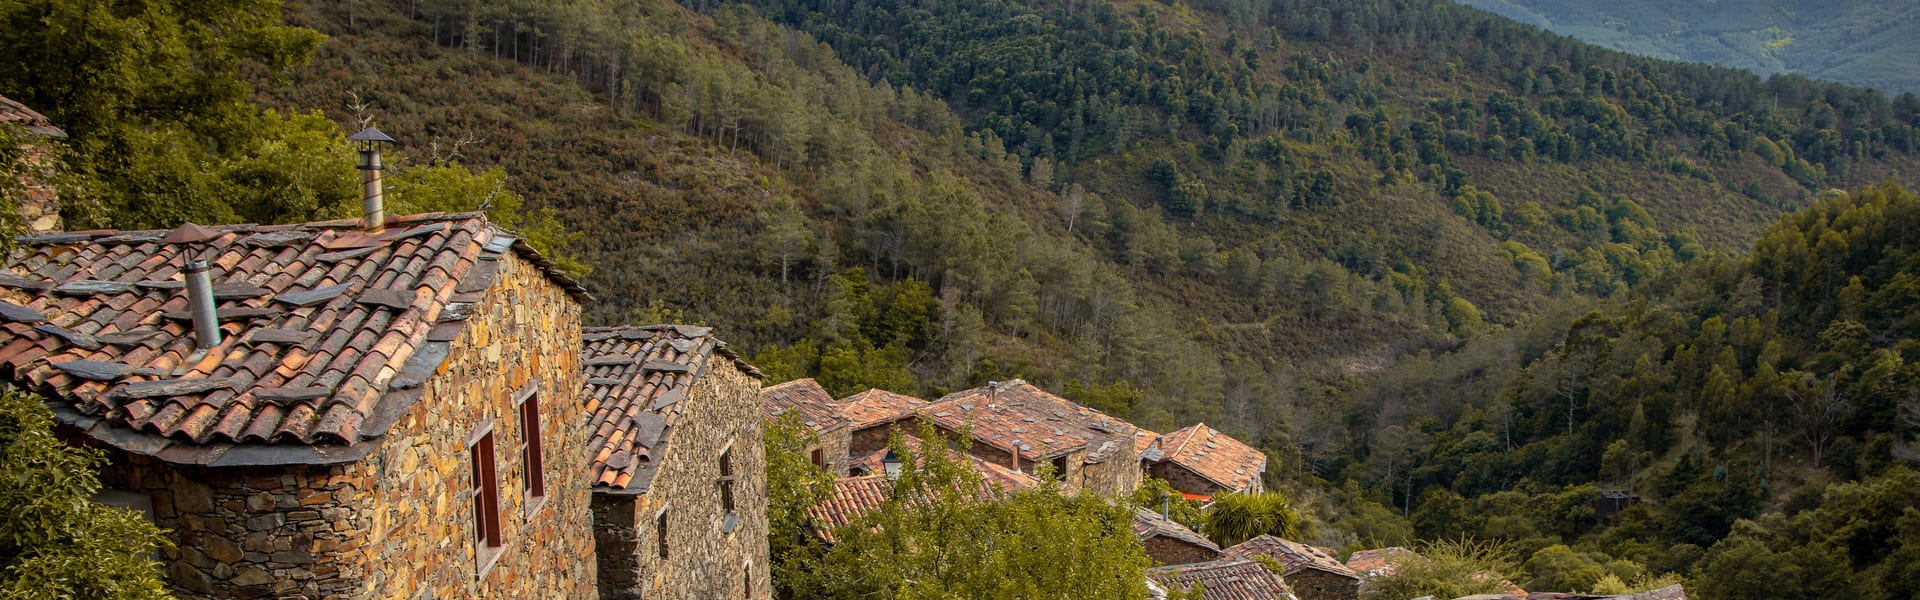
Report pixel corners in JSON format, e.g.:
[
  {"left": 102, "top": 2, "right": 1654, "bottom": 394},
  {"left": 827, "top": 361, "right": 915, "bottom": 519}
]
[
  {"left": 91, "top": 250, "right": 593, "bottom": 600},
  {"left": 849, "top": 421, "right": 910, "bottom": 456},
  {"left": 1285, "top": 569, "right": 1360, "bottom": 600},
  {"left": 594, "top": 357, "right": 770, "bottom": 600},
  {"left": 10, "top": 140, "right": 60, "bottom": 233},
  {"left": 1143, "top": 536, "right": 1220, "bottom": 567},
  {"left": 1148, "top": 462, "right": 1231, "bottom": 497},
  {"left": 1078, "top": 441, "right": 1139, "bottom": 496},
  {"left": 814, "top": 425, "right": 852, "bottom": 476}
]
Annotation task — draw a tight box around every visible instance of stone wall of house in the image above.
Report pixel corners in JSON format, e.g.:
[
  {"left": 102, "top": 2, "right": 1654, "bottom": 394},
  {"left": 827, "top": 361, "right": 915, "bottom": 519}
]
[
  {"left": 87, "top": 249, "right": 591, "bottom": 600},
  {"left": 1143, "top": 536, "right": 1220, "bottom": 567},
  {"left": 1148, "top": 462, "right": 1228, "bottom": 497},
  {"left": 849, "top": 422, "right": 901, "bottom": 456},
  {"left": 93, "top": 455, "right": 378, "bottom": 599},
  {"left": 816, "top": 426, "right": 852, "bottom": 476},
  {"left": 1284, "top": 569, "right": 1360, "bottom": 600},
  {"left": 11, "top": 142, "right": 60, "bottom": 233},
  {"left": 1079, "top": 439, "right": 1140, "bottom": 496},
  {"left": 356, "top": 249, "right": 594, "bottom": 600},
  {"left": 596, "top": 356, "right": 770, "bottom": 600}
]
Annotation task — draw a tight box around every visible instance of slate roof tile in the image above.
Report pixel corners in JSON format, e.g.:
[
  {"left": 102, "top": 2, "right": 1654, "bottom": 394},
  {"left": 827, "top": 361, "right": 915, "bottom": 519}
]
[
  {"left": 0, "top": 94, "right": 64, "bottom": 137},
  {"left": 1223, "top": 535, "right": 1358, "bottom": 579},
  {"left": 0, "top": 214, "right": 588, "bottom": 465},
  {"left": 1148, "top": 559, "right": 1296, "bottom": 600},
  {"left": 1156, "top": 423, "right": 1268, "bottom": 492},
  {"left": 836, "top": 387, "right": 926, "bottom": 429},
  {"left": 760, "top": 378, "right": 849, "bottom": 433},
  {"left": 1345, "top": 547, "right": 1419, "bottom": 579},
  {"left": 581, "top": 324, "right": 763, "bottom": 493},
  {"left": 1133, "top": 506, "right": 1221, "bottom": 558}
]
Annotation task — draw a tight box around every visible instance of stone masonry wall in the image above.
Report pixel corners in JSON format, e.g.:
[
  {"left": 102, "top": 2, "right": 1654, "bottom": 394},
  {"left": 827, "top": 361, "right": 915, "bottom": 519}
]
[
  {"left": 358, "top": 249, "right": 593, "bottom": 600},
  {"left": 816, "top": 425, "right": 851, "bottom": 477},
  {"left": 88, "top": 252, "right": 589, "bottom": 600},
  {"left": 1143, "top": 536, "right": 1220, "bottom": 567},
  {"left": 597, "top": 356, "right": 770, "bottom": 600},
  {"left": 11, "top": 142, "right": 59, "bottom": 233},
  {"left": 1285, "top": 569, "right": 1360, "bottom": 600},
  {"left": 1148, "top": 462, "right": 1229, "bottom": 498},
  {"left": 92, "top": 455, "right": 376, "bottom": 599},
  {"left": 1077, "top": 438, "right": 1140, "bottom": 496}
]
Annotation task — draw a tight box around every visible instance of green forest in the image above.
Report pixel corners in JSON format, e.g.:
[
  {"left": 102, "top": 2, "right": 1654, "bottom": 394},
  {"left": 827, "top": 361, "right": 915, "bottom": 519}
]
[{"left": 2, "top": 0, "right": 1918, "bottom": 596}]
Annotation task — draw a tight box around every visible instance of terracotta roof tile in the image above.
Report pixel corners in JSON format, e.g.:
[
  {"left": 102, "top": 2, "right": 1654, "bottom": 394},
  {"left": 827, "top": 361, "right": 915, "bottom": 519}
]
[
  {"left": 1345, "top": 547, "right": 1418, "bottom": 578},
  {"left": 1156, "top": 423, "right": 1267, "bottom": 492},
  {"left": 926, "top": 379, "right": 1138, "bottom": 463},
  {"left": 836, "top": 387, "right": 925, "bottom": 428},
  {"left": 581, "top": 324, "right": 762, "bottom": 493},
  {"left": 1148, "top": 559, "right": 1295, "bottom": 600},
  {"left": 803, "top": 466, "right": 1019, "bottom": 544},
  {"left": 1, "top": 214, "right": 583, "bottom": 465},
  {"left": 0, "top": 94, "right": 63, "bottom": 137},
  {"left": 1223, "top": 535, "right": 1357, "bottom": 579},
  {"left": 761, "top": 378, "right": 849, "bottom": 433},
  {"left": 1132, "top": 506, "right": 1221, "bottom": 557}
]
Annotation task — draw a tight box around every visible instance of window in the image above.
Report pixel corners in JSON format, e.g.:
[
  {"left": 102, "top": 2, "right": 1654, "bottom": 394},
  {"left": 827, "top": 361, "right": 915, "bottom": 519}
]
[
  {"left": 719, "top": 448, "right": 736, "bottom": 515},
  {"left": 520, "top": 393, "right": 546, "bottom": 502},
  {"left": 468, "top": 424, "right": 503, "bottom": 576},
  {"left": 809, "top": 447, "right": 824, "bottom": 467},
  {"left": 656, "top": 509, "right": 669, "bottom": 560}
]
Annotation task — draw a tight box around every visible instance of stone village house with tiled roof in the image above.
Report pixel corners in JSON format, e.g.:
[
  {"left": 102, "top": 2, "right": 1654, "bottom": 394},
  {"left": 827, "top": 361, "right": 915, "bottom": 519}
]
[
  {"left": 1144, "top": 422, "right": 1268, "bottom": 498},
  {"left": 759, "top": 378, "right": 850, "bottom": 475},
  {"left": 1225, "top": 535, "right": 1360, "bottom": 600},
  {"left": 1148, "top": 558, "right": 1300, "bottom": 600},
  {"left": 580, "top": 324, "right": 770, "bottom": 600},
  {"left": 0, "top": 213, "right": 598, "bottom": 599}
]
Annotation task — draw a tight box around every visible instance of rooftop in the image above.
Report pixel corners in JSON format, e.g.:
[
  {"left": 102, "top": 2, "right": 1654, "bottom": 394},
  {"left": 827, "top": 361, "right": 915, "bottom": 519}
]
[
  {"left": 1156, "top": 423, "right": 1267, "bottom": 492},
  {"left": 0, "top": 94, "right": 64, "bottom": 138},
  {"left": 1346, "top": 547, "right": 1419, "bottom": 579},
  {"left": 0, "top": 213, "right": 586, "bottom": 466},
  {"left": 926, "top": 379, "right": 1138, "bottom": 463},
  {"left": 761, "top": 378, "right": 849, "bottom": 433},
  {"left": 1147, "top": 559, "right": 1297, "bottom": 600},
  {"left": 1131, "top": 506, "right": 1220, "bottom": 557},
  {"left": 804, "top": 469, "right": 1012, "bottom": 543},
  {"left": 843, "top": 433, "right": 1039, "bottom": 491},
  {"left": 583, "top": 324, "right": 762, "bottom": 493},
  {"left": 836, "top": 387, "right": 925, "bottom": 429},
  {"left": 1223, "top": 535, "right": 1357, "bottom": 579}
]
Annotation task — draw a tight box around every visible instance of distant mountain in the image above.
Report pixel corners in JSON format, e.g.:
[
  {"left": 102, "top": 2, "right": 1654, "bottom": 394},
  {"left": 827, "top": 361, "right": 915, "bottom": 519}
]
[{"left": 1458, "top": 0, "right": 1920, "bottom": 95}]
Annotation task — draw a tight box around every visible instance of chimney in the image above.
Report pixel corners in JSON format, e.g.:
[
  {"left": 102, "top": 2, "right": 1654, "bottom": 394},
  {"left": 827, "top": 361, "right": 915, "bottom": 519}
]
[
  {"left": 347, "top": 127, "right": 397, "bottom": 234},
  {"left": 183, "top": 259, "right": 220, "bottom": 348}
]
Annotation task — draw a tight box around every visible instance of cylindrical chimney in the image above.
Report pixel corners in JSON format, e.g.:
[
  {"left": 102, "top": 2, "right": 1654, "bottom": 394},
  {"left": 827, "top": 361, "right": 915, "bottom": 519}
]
[
  {"left": 358, "top": 146, "right": 384, "bottom": 233},
  {"left": 184, "top": 260, "right": 221, "bottom": 348}
]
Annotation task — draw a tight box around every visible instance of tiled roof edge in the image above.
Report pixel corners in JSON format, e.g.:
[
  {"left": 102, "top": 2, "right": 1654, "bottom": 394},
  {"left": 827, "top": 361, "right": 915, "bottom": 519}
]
[{"left": 46, "top": 400, "right": 383, "bottom": 467}]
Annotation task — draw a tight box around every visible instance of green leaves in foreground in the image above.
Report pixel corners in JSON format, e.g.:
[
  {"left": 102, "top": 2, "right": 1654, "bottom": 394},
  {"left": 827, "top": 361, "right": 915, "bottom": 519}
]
[
  {"left": 785, "top": 423, "right": 1151, "bottom": 600},
  {"left": 0, "top": 389, "right": 171, "bottom": 600}
]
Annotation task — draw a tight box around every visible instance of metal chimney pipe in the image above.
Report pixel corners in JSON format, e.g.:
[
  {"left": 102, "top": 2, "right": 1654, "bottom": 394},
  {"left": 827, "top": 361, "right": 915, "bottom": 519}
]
[
  {"left": 183, "top": 260, "right": 221, "bottom": 348},
  {"left": 358, "top": 145, "right": 384, "bottom": 234}
]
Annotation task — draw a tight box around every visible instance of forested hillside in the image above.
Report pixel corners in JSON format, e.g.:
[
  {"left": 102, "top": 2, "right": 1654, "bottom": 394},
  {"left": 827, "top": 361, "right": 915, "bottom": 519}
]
[
  {"left": 1456, "top": 0, "right": 1920, "bottom": 95},
  {"left": 5, "top": 0, "right": 1918, "bottom": 596}
]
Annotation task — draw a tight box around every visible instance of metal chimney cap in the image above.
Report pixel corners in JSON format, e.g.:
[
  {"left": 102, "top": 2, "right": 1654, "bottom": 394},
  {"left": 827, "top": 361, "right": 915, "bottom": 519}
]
[{"left": 347, "top": 127, "right": 398, "bottom": 144}]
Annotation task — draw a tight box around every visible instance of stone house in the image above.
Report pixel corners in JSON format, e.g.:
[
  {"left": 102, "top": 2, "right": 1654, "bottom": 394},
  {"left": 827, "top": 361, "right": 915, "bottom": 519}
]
[
  {"left": 1224, "top": 535, "right": 1359, "bottom": 600},
  {"left": 804, "top": 436, "right": 1035, "bottom": 544},
  {"left": 1131, "top": 506, "right": 1220, "bottom": 566},
  {"left": 1, "top": 94, "right": 64, "bottom": 233},
  {"left": 582, "top": 324, "right": 770, "bottom": 600},
  {"left": 1145, "top": 423, "right": 1268, "bottom": 498},
  {"left": 1, "top": 213, "right": 597, "bottom": 599},
  {"left": 1147, "top": 559, "right": 1297, "bottom": 600},
  {"left": 760, "top": 377, "right": 850, "bottom": 475},
  {"left": 920, "top": 379, "right": 1143, "bottom": 495}
]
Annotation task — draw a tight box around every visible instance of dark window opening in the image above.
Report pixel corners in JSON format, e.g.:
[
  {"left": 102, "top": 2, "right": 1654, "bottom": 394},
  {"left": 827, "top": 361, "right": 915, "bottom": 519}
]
[
  {"left": 656, "top": 510, "right": 669, "bottom": 560},
  {"left": 809, "top": 447, "right": 824, "bottom": 467},
  {"left": 1052, "top": 456, "right": 1069, "bottom": 479},
  {"left": 720, "top": 448, "right": 737, "bottom": 515},
  {"left": 521, "top": 394, "right": 546, "bottom": 500}
]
